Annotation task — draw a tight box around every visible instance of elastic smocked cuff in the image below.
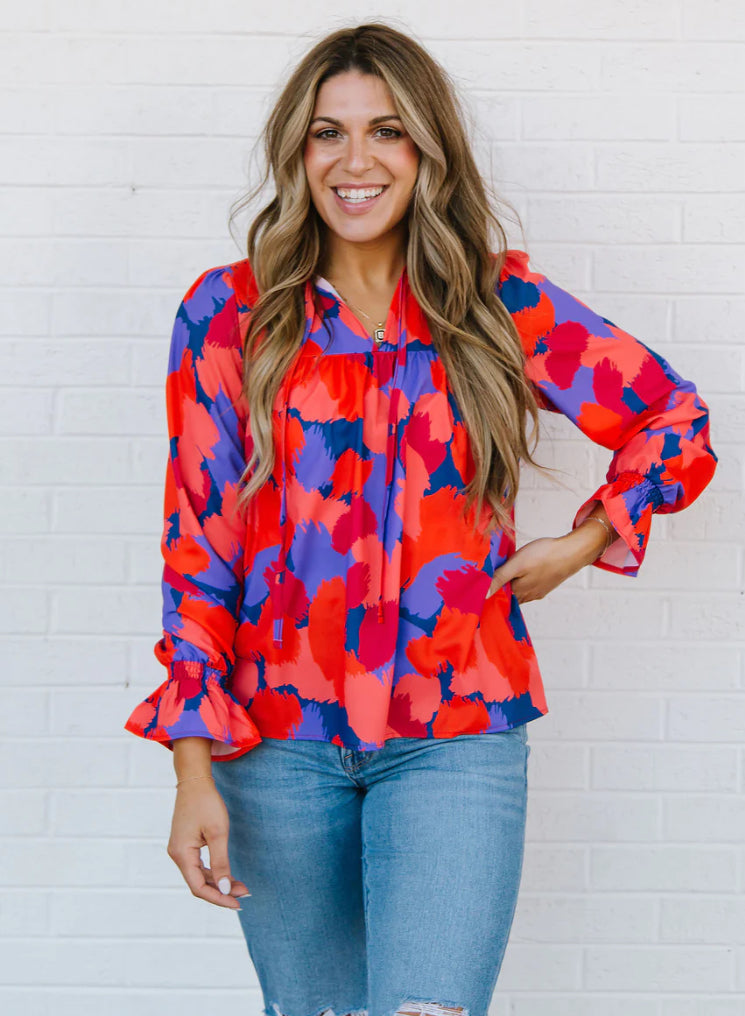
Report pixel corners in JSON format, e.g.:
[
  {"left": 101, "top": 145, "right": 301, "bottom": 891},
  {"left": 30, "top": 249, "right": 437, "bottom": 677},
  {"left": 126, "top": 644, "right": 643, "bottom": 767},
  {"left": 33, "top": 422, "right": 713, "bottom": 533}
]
[
  {"left": 124, "top": 660, "right": 262, "bottom": 760},
  {"left": 573, "top": 472, "right": 665, "bottom": 577}
]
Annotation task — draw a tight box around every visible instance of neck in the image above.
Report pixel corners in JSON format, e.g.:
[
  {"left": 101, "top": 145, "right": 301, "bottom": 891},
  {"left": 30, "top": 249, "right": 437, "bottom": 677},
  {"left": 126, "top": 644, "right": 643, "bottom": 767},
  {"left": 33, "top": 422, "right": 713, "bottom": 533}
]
[{"left": 318, "top": 224, "right": 407, "bottom": 290}]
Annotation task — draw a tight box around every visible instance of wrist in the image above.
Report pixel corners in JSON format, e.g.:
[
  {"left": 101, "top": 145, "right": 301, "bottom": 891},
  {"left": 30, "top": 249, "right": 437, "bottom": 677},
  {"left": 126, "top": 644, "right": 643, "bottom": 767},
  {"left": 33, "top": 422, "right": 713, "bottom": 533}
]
[
  {"left": 560, "top": 518, "right": 609, "bottom": 568},
  {"left": 172, "top": 736, "right": 214, "bottom": 781},
  {"left": 175, "top": 774, "right": 215, "bottom": 791}
]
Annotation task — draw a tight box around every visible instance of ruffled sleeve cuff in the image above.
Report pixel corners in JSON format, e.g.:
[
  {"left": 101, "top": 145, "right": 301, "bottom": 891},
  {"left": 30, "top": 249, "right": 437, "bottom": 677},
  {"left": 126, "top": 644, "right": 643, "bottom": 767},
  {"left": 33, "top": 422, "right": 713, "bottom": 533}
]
[
  {"left": 124, "top": 659, "right": 263, "bottom": 761},
  {"left": 572, "top": 471, "right": 665, "bottom": 577}
]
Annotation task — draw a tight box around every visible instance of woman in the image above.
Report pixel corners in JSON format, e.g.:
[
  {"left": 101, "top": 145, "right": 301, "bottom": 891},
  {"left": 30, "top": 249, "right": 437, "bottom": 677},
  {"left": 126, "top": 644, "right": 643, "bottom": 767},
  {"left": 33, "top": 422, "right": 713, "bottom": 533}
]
[{"left": 125, "top": 22, "right": 718, "bottom": 1016}]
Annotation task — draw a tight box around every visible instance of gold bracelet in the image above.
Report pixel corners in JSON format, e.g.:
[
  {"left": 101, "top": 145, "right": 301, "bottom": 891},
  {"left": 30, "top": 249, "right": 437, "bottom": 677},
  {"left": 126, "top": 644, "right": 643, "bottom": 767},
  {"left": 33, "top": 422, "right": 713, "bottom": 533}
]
[
  {"left": 581, "top": 515, "right": 614, "bottom": 554},
  {"left": 175, "top": 775, "right": 215, "bottom": 788}
]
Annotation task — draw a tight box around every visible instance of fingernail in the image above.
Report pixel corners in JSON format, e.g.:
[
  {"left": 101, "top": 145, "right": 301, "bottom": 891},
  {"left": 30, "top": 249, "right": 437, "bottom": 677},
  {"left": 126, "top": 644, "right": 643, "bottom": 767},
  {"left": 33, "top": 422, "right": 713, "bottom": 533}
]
[
  {"left": 235, "top": 892, "right": 251, "bottom": 898},
  {"left": 218, "top": 877, "right": 232, "bottom": 895}
]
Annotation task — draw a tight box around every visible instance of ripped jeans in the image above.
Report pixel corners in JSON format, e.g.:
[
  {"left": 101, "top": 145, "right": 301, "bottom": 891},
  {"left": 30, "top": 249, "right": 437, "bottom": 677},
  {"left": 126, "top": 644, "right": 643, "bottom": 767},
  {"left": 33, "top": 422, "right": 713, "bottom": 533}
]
[{"left": 211, "top": 725, "right": 531, "bottom": 1016}]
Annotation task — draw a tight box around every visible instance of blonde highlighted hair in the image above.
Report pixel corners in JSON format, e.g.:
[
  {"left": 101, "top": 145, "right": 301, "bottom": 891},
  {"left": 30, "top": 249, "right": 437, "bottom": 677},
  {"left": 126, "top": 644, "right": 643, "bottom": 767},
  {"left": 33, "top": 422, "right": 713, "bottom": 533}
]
[{"left": 230, "top": 20, "right": 550, "bottom": 538}]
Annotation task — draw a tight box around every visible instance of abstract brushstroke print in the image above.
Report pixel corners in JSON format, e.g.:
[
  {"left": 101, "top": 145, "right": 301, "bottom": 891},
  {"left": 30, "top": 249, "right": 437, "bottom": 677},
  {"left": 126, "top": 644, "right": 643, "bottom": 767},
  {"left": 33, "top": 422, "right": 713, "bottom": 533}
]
[{"left": 125, "top": 250, "right": 717, "bottom": 759}]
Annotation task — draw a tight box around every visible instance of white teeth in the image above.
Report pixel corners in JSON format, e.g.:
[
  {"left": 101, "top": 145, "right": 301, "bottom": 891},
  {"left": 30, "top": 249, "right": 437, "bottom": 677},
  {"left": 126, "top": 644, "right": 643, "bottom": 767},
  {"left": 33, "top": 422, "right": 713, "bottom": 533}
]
[{"left": 335, "top": 186, "right": 385, "bottom": 202}]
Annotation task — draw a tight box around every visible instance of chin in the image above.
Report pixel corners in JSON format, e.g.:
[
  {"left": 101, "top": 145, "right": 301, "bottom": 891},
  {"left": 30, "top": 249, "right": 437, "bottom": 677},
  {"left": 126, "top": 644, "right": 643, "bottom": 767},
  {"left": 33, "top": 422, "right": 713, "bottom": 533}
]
[{"left": 338, "top": 227, "right": 395, "bottom": 244}]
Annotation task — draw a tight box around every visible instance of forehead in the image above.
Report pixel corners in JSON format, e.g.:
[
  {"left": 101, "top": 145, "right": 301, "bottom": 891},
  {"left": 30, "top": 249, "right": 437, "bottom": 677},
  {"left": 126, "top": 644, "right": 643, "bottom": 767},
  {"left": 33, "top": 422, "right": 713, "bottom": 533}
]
[{"left": 312, "top": 71, "right": 396, "bottom": 119}]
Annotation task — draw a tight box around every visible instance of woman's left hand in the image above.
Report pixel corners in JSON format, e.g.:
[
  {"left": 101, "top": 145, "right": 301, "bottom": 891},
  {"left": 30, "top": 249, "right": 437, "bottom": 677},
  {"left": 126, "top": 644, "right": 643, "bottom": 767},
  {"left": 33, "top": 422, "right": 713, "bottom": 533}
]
[{"left": 487, "top": 533, "right": 596, "bottom": 604}]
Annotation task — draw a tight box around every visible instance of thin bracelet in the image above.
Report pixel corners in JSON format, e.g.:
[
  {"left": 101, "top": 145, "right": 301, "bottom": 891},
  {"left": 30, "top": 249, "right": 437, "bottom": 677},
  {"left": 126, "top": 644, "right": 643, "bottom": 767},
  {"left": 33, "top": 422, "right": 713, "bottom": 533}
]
[
  {"left": 581, "top": 515, "right": 615, "bottom": 554},
  {"left": 175, "top": 775, "right": 215, "bottom": 788}
]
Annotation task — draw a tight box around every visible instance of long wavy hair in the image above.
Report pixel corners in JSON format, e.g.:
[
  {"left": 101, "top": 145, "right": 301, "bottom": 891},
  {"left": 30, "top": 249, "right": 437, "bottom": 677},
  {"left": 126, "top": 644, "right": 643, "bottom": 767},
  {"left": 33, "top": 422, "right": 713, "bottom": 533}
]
[{"left": 230, "top": 20, "right": 552, "bottom": 539}]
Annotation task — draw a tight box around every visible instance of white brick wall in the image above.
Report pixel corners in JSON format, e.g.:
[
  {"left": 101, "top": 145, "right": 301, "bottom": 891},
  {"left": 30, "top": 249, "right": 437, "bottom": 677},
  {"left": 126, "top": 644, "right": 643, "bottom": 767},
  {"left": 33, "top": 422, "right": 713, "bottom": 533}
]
[{"left": 2, "top": 1, "right": 743, "bottom": 1013}]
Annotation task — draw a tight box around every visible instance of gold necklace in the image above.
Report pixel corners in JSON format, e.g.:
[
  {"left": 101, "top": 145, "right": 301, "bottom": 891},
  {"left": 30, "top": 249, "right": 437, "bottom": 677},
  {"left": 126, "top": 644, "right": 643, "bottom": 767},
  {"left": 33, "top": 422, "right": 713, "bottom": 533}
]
[{"left": 327, "top": 279, "right": 387, "bottom": 345}]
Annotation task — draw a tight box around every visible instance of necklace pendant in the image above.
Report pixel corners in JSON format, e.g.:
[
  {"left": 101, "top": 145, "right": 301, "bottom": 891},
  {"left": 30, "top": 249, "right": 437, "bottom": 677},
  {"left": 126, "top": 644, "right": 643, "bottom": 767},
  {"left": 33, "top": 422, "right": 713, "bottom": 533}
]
[{"left": 373, "top": 326, "right": 386, "bottom": 344}]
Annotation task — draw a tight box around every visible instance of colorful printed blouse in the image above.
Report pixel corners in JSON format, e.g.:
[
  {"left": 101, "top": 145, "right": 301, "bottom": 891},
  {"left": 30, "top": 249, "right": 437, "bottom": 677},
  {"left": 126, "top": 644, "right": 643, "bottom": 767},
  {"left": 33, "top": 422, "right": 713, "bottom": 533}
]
[{"left": 124, "top": 249, "right": 718, "bottom": 760}]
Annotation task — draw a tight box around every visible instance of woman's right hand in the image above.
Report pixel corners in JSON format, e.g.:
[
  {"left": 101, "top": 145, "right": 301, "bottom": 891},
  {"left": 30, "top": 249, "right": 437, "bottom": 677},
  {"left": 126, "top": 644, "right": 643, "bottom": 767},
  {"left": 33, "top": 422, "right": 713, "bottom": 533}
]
[{"left": 167, "top": 777, "right": 250, "bottom": 910}]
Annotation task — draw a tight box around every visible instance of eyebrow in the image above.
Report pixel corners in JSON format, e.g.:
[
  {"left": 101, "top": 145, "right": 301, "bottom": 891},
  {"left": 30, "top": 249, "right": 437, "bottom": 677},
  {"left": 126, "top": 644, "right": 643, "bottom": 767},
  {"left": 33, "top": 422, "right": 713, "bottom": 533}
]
[{"left": 309, "top": 114, "right": 402, "bottom": 127}]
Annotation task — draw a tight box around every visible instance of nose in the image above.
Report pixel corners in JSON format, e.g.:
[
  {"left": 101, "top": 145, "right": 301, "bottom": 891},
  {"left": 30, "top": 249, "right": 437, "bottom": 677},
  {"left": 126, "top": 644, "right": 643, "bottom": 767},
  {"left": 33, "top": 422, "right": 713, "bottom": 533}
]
[{"left": 341, "top": 131, "right": 376, "bottom": 174}]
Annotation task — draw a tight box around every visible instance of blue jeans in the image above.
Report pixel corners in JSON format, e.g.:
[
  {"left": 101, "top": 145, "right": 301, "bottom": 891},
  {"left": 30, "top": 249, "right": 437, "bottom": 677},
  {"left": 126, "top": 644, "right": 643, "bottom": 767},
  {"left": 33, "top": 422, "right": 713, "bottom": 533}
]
[{"left": 211, "top": 726, "right": 531, "bottom": 1016}]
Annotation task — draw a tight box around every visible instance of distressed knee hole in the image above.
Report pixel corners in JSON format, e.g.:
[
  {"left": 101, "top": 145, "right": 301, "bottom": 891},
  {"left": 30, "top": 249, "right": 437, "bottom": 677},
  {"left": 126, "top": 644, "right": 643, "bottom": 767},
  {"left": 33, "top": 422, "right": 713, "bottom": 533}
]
[
  {"left": 268, "top": 1006, "right": 368, "bottom": 1016},
  {"left": 394, "top": 1003, "right": 467, "bottom": 1016}
]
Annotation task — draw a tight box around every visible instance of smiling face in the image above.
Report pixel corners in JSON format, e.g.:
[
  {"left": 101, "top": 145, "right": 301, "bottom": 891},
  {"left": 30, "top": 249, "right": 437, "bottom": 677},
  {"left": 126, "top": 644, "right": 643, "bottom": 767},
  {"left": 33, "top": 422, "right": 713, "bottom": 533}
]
[{"left": 303, "top": 70, "right": 420, "bottom": 251}]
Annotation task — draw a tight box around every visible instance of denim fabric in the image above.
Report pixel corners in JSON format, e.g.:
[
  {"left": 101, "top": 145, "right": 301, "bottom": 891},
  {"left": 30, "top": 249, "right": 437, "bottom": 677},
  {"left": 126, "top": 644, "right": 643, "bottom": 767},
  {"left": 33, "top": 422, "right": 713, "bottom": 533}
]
[{"left": 211, "top": 726, "right": 531, "bottom": 1016}]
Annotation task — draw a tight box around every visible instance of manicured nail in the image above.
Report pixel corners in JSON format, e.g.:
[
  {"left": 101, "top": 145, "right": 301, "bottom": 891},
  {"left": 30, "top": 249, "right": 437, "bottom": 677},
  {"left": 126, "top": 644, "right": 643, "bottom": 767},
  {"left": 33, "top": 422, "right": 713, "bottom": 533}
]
[
  {"left": 218, "top": 877, "right": 232, "bottom": 895},
  {"left": 235, "top": 892, "right": 251, "bottom": 898}
]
